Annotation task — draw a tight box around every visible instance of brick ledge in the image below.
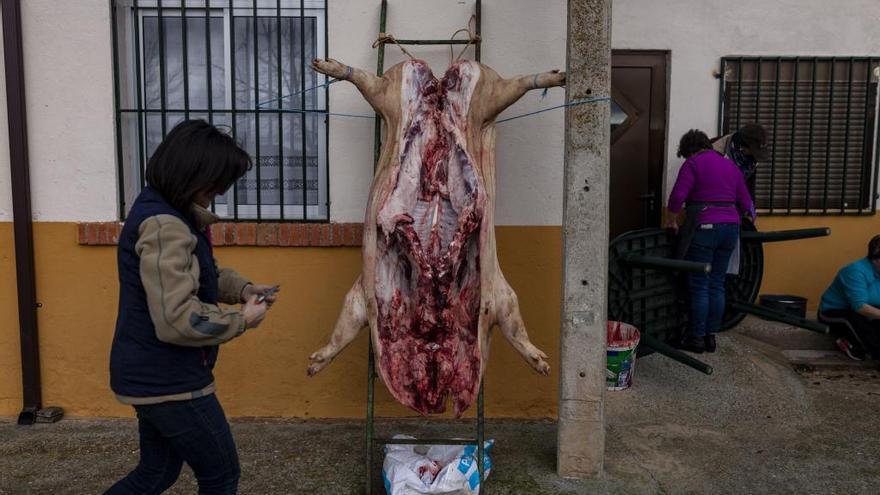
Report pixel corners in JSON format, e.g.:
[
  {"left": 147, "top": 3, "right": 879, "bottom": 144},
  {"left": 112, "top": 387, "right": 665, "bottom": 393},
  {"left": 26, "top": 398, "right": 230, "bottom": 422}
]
[{"left": 77, "top": 222, "right": 364, "bottom": 247}]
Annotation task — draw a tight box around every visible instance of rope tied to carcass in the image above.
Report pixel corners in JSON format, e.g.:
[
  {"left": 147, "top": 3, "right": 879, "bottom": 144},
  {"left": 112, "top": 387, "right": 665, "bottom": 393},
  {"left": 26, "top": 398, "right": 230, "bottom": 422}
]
[
  {"left": 372, "top": 33, "right": 417, "bottom": 60},
  {"left": 495, "top": 95, "right": 611, "bottom": 123},
  {"left": 449, "top": 15, "right": 480, "bottom": 64},
  {"left": 256, "top": 94, "right": 609, "bottom": 122},
  {"left": 371, "top": 16, "right": 481, "bottom": 65},
  {"left": 257, "top": 71, "right": 608, "bottom": 121}
]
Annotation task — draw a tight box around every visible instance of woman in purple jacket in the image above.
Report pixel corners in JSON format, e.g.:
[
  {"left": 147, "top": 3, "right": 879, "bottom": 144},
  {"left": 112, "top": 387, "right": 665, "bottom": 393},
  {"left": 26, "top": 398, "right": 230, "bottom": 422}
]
[{"left": 666, "top": 130, "right": 755, "bottom": 353}]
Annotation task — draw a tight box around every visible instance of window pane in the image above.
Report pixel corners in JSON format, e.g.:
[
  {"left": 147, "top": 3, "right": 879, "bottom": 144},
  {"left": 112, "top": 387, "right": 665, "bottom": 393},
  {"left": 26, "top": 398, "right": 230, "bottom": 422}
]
[
  {"left": 117, "top": 3, "right": 328, "bottom": 221},
  {"left": 182, "top": 17, "right": 226, "bottom": 110},
  {"left": 143, "top": 16, "right": 161, "bottom": 110},
  {"left": 610, "top": 99, "right": 628, "bottom": 128},
  {"left": 233, "top": 15, "right": 319, "bottom": 216}
]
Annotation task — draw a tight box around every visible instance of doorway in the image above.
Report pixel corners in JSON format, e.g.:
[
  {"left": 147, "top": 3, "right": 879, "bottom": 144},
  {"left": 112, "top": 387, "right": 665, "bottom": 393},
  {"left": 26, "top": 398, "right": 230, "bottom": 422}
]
[{"left": 610, "top": 50, "right": 669, "bottom": 239}]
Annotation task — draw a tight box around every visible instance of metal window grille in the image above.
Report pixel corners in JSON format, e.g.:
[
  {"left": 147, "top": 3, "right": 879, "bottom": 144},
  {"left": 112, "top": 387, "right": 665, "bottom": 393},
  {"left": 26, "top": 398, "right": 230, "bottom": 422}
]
[
  {"left": 111, "top": 0, "right": 329, "bottom": 221},
  {"left": 719, "top": 57, "right": 880, "bottom": 215}
]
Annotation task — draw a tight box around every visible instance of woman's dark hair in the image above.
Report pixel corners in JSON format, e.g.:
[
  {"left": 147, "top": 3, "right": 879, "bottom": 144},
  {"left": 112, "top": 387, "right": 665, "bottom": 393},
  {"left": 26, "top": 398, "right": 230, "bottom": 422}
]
[
  {"left": 735, "top": 123, "right": 768, "bottom": 160},
  {"left": 145, "top": 119, "right": 252, "bottom": 215},
  {"left": 867, "top": 235, "right": 880, "bottom": 260},
  {"left": 677, "top": 129, "right": 713, "bottom": 159}
]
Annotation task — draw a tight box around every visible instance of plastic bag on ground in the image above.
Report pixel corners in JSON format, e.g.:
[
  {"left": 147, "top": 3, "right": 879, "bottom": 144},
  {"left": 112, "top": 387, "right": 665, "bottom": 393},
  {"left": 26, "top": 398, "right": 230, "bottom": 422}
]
[{"left": 382, "top": 435, "right": 494, "bottom": 495}]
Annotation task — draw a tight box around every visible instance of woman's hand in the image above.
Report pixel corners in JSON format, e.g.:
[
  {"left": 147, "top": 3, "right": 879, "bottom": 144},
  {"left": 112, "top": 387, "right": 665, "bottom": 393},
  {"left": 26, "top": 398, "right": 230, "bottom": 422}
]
[
  {"left": 242, "top": 295, "right": 269, "bottom": 329},
  {"left": 665, "top": 216, "right": 679, "bottom": 233},
  {"left": 241, "top": 283, "right": 280, "bottom": 306}
]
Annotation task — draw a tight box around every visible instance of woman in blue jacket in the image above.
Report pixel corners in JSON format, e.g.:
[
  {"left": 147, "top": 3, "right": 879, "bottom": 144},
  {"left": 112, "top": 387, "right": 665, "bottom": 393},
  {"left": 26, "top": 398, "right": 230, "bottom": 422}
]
[{"left": 106, "top": 120, "right": 278, "bottom": 494}]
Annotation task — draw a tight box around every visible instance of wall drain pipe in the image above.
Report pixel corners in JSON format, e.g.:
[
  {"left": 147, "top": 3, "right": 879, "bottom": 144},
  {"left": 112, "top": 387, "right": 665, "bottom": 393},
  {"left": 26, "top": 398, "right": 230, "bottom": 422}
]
[{"left": 2, "top": 0, "right": 50, "bottom": 426}]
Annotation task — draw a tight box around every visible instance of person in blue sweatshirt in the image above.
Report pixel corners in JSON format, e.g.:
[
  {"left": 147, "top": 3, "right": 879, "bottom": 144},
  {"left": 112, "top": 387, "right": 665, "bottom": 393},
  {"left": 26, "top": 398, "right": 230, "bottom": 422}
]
[
  {"left": 106, "top": 120, "right": 278, "bottom": 494},
  {"left": 819, "top": 235, "right": 880, "bottom": 361}
]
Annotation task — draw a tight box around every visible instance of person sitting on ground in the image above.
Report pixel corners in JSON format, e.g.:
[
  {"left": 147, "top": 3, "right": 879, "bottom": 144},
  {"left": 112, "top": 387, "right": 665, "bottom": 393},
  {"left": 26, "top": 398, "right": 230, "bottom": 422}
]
[
  {"left": 818, "top": 235, "right": 880, "bottom": 360},
  {"left": 712, "top": 123, "right": 768, "bottom": 201},
  {"left": 666, "top": 129, "right": 755, "bottom": 354}
]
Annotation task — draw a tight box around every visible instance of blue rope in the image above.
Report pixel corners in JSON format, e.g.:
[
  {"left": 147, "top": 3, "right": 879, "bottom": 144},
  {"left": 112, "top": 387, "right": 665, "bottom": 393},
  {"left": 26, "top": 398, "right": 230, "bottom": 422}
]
[
  {"left": 496, "top": 96, "right": 611, "bottom": 123},
  {"left": 256, "top": 78, "right": 345, "bottom": 109},
  {"left": 265, "top": 82, "right": 609, "bottom": 123},
  {"left": 276, "top": 107, "right": 376, "bottom": 119},
  {"left": 322, "top": 111, "right": 375, "bottom": 120}
]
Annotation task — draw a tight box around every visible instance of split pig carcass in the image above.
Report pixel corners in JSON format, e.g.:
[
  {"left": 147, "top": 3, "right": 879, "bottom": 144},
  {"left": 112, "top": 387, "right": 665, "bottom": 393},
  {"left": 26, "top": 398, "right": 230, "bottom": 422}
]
[{"left": 307, "top": 58, "right": 565, "bottom": 416}]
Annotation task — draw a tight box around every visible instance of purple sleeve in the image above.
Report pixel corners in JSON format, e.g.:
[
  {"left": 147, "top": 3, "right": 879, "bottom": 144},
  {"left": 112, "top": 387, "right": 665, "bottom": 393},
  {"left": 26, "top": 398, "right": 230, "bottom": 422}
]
[
  {"left": 735, "top": 169, "right": 756, "bottom": 219},
  {"left": 667, "top": 160, "right": 695, "bottom": 215}
]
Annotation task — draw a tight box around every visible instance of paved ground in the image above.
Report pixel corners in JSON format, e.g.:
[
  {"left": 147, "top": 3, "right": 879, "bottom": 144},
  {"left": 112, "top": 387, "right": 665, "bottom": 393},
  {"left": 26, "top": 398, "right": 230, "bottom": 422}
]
[{"left": 2, "top": 318, "right": 879, "bottom": 494}]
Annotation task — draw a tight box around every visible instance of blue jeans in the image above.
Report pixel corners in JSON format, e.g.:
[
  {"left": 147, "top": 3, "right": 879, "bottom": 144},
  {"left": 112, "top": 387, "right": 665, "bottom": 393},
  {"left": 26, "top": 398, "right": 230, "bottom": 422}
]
[
  {"left": 685, "top": 223, "right": 739, "bottom": 337},
  {"left": 105, "top": 394, "right": 240, "bottom": 495}
]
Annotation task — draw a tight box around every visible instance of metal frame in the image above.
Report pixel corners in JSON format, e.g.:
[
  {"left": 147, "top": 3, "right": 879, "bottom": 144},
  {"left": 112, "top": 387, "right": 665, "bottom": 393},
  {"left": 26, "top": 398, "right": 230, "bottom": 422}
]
[
  {"left": 608, "top": 223, "right": 830, "bottom": 375},
  {"left": 364, "top": 2, "right": 485, "bottom": 493},
  {"left": 111, "top": 0, "right": 329, "bottom": 221},
  {"left": 718, "top": 56, "right": 880, "bottom": 216},
  {"left": 365, "top": 350, "right": 486, "bottom": 494}
]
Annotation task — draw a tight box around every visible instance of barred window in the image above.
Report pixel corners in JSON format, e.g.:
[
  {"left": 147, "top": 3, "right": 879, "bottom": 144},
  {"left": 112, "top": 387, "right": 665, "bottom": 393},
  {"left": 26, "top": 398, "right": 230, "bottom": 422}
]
[
  {"left": 112, "top": 0, "right": 329, "bottom": 221},
  {"left": 720, "top": 57, "right": 880, "bottom": 215}
]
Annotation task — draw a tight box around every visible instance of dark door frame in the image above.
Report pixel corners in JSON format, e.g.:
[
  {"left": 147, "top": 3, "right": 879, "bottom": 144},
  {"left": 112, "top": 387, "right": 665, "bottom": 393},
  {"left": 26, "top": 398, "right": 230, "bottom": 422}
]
[{"left": 611, "top": 49, "right": 670, "bottom": 234}]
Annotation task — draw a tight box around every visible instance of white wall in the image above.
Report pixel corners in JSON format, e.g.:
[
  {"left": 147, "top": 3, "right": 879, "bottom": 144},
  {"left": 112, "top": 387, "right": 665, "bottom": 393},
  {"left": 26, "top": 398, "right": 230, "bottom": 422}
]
[
  {"left": 1, "top": 0, "right": 877, "bottom": 223},
  {"left": 0, "top": 0, "right": 567, "bottom": 224},
  {"left": 3, "top": 1, "right": 117, "bottom": 222},
  {"left": 327, "top": 0, "right": 567, "bottom": 224},
  {"left": 0, "top": 9, "right": 13, "bottom": 220},
  {"left": 0, "top": 1, "right": 117, "bottom": 222},
  {"left": 612, "top": 0, "right": 880, "bottom": 195}
]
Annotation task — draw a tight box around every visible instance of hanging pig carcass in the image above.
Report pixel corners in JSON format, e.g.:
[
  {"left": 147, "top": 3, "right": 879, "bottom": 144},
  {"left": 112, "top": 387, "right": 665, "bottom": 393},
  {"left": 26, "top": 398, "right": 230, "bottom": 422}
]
[{"left": 307, "top": 58, "right": 565, "bottom": 416}]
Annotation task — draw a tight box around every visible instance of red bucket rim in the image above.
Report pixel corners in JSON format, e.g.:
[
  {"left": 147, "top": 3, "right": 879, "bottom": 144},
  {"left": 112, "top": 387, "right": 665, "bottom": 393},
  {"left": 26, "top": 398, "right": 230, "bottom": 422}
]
[{"left": 607, "top": 320, "right": 640, "bottom": 348}]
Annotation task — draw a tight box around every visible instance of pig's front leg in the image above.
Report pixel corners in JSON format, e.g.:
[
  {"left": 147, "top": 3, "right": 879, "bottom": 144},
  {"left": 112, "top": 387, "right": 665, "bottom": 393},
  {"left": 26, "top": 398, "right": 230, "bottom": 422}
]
[
  {"left": 312, "top": 58, "right": 389, "bottom": 115},
  {"left": 307, "top": 276, "right": 368, "bottom": 376},
  {"left": 484, "top": 70, "right": 566, "bottom": 121}
]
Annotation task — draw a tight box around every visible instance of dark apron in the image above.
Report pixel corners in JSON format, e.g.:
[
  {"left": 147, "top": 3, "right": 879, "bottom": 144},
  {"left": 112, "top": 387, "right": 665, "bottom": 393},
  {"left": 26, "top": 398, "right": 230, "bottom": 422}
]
[{"left": 674, "top": 201, "right": 736, "bottom": 259}]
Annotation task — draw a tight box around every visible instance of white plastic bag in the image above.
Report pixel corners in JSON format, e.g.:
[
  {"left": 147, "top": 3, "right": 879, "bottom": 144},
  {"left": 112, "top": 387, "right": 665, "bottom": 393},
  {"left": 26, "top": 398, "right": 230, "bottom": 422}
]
[{"left": 381, "top": 435, "right": 494, "bottom": 495}]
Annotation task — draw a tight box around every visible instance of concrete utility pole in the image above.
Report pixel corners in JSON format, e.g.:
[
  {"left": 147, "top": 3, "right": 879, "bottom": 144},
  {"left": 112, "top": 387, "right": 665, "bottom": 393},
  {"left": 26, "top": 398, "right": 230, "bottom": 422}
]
[{"left": 558, "top": 0, "right": 611, "bottom": 478}]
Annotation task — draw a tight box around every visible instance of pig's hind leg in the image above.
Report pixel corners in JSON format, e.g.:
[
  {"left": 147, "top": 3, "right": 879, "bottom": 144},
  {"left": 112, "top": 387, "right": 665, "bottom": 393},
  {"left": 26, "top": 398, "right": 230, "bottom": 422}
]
[{"left": 493, "top": 273, "right": 551, "bottom": 376}]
